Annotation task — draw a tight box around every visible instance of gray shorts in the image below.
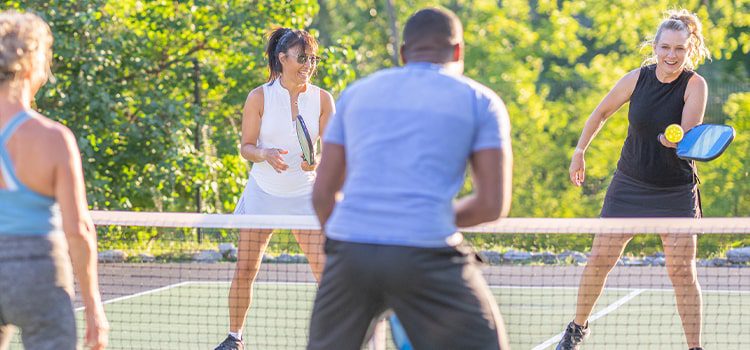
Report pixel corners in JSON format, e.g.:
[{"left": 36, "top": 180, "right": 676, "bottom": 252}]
[
  {"left": 308, "top": 239, "right": 509, "bottom": 350},
  {"left": 0, "top": 234, "right": 76, "bottom": 350}
]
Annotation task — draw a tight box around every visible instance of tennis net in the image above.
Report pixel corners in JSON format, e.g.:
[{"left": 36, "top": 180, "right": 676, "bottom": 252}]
[{"left": 8, "top": 212, "right": 750, "bottom": 349}]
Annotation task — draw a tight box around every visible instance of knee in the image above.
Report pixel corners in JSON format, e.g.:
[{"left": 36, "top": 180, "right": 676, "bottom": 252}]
[
  {"left": 667, "top": 262, "right": 697, "bottom": 286},
  {"left": 586, "top": 252, "right": 620, "bottom": 273},
  {"left": 234, "top": 261, "right": 260, "bottom": 280}
]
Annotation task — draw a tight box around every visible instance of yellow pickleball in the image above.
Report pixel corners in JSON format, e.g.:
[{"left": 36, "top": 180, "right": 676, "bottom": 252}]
[{"left": 665, "top": 124, "right": 684, "bottom": 143}]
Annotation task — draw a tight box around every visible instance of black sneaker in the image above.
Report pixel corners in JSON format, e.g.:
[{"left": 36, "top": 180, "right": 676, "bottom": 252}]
[
  {"left": 555, "top": 321, "right": 590, "bottom": 350},
  {"left": 214, "top": 335, "right": 244, "bottom": 350}
]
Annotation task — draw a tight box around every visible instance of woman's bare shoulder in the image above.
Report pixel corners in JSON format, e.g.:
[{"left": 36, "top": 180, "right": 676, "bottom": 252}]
[
  {"left": 26, "top": 116, "right": 77, "bottom": 156},
  {"left": 246, "top": 85, "right": 265, "bottom": 104},
  {"left": 244, "top": 85, "right": 266, "bottom": 116}
]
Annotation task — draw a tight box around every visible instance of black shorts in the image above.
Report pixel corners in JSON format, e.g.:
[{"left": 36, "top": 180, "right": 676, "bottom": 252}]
[{"left": 307, "top": 239, "right": 508, "bottom": 350}]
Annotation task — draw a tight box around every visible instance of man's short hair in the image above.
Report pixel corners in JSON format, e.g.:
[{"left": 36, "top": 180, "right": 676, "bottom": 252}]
[{"left": 402, "top": 7, "right": 463, "bottom": 57}]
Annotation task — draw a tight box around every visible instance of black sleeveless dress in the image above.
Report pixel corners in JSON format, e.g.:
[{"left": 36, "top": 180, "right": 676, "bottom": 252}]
[{"left": 600, "top": 65, "right": 701, "bottom": 218}]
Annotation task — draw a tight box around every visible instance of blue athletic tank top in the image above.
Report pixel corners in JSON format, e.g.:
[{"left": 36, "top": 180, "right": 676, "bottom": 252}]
[{"left": 0, "top": 110, "right": 62, "bottom": 235}]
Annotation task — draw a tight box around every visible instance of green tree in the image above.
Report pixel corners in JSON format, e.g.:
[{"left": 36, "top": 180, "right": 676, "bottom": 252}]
[
  {"left": 7, "top": 0, "right": 748, "bottom": 227},
  {"left": 314, "top": 0, "right": 748, "bottom": 220},
  {"left": 320, "top": 0, "right": 748, "bottom": 253},
  {"left": 8, "top": 0, "right": 355, "bottom": 214},
  {"left": 701, "top": 92, "right": 750, "bottom": 216}
]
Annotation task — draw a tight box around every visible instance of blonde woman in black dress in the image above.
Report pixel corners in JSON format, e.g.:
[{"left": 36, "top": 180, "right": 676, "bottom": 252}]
[{"left": 557, "top": 9, "right": 711, "bottom": 350}]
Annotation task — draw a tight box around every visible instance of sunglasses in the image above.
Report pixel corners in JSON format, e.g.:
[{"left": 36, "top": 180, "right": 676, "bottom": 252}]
[{"left": 294, "top": 54, "right": 321, "bottom": 65}]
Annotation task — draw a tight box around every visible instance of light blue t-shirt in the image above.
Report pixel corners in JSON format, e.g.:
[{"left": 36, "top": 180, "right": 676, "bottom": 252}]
[{"left": 323, "top": 62, "right": 511, "bottom": 247}]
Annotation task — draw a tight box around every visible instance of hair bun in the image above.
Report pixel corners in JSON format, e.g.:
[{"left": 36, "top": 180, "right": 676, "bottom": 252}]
[
  {"left": 0, "top": 11, "right": 53, "bottom": 85},
  {"left": 643, "top": 8, "right": 711, "bottom": 71}
]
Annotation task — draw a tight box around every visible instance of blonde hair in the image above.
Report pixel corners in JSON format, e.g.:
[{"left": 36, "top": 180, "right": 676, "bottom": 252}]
[
  {"left": 642, "top": 9, "right": 711, "bottom": 70},
  {"left": 0, "top": 11, "right": 53, "bottom": 86}
]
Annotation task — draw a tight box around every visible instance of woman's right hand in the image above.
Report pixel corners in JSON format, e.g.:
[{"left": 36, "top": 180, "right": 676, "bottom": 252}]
[
  {"left": 84, "top": 306, "right": 109, "bottom": 350},
  {"left": 262, "top": 148, "right": 289, "bottom": 173},
  {"left": 569, "top": 150, "right": 586, "bottom": 187}
]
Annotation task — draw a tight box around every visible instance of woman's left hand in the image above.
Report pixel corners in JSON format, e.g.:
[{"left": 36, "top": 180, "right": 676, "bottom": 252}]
[
  {"left": 657, "top": 133, "right": 678, "bottom": 149},
  {"left": 301, "top": 156, "right": 316, "bottom": 172}
]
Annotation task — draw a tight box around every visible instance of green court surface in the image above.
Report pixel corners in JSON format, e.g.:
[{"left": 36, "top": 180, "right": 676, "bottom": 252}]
[{"left": 9, "top": 282, "right": 749, "bottom": 349}]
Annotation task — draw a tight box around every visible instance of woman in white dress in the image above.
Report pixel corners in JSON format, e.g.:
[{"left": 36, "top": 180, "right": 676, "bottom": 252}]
[{"left": 214, "top": 28, "right": 334, "bottom": 350}]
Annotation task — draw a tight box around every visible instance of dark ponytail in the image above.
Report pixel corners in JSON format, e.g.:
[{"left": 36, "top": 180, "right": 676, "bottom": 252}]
[
  {"left": 265, "top": 27, "right": 319, "bottom": 82},
  {"left": 266, "top": 28, "right": 292, "bottom": 82}
]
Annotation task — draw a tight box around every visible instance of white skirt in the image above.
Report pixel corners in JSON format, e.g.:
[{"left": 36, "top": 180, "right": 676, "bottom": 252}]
[{"left": 233, "top": 175, "right": 314, "bottom": 215}]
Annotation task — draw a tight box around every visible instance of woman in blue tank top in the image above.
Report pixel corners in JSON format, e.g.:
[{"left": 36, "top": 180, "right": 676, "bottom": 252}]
[
  {"left": 0, "top": 11, "right": 108, "bottom": 350},
  {"left": 557, "top": 9, "right": 712, "bottom": 350}
]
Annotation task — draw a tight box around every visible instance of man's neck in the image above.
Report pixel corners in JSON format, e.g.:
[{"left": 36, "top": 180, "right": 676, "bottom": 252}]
[
  {"left": 404, "top": 59, "right": 463, "bottom": 76},
  {"left": 403, "top": 54, "right": 448, "bottom": 65}
]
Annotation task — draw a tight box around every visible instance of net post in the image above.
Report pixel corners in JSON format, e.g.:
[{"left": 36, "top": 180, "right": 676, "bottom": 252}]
[{"left": 192, "top": 57, "right": 203, "bottom": 243}]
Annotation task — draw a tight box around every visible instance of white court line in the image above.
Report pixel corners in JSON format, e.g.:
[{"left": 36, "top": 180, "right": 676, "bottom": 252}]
[
  {"left": 487, "top": 284, "right": 750, "bottom": 294},
  {"left": 182, "top": 280, "right": 750, "bottom": 294},
  {"left": 114, "top": 280, "right": 750, "bottom": 294},
  {"left": 186, "top": 280, "right": 316, "bottom": 286},
  {"left": 74, "top": 280, "right": 747, "bottom": 314},
  {"left": 74, "top": 281, "right": 317, "bottom": 311},
  {"left": 74, "top": 281, "right": 191, "bottom": 311},
  {"left": 530, "top": 289, "right": 645, "bottom": 350}
]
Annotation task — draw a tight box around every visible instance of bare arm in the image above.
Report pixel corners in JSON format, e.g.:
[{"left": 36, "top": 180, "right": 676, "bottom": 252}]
[
  {"left": 570, "top": 69, "right": 639, "bottom": 186},
  {"left": 54, "top": 127, "right": 108, "bottom": 350},
  {"left": 301, "top": 89, "right": 336, "bottom": 171},
  {"left": 318, "top": 89, "right": 335, "bottom": 140},
  {"left": 239, "top": 87, "right": 288, "bottom": 172},
  {"left": 455, "top": 146, "right": 513, "bottom": 227},
  {"left": 657, "top": 73, "right": 708, "bottom": 148},
  {"left": 312, "top": 142, "right": 346, "bottom": 227}
]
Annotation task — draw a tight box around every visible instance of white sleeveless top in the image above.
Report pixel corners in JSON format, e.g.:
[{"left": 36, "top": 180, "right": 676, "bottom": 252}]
[{"left": 250, "top": 80, "right": 321, "bottom": 197}]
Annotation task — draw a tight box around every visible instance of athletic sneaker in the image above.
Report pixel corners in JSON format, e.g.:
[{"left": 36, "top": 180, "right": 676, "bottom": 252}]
[
  {"left": 555, "top": 321, "right": 590, "bottom": 350},
  {"left": 214, "top": 335, "right": 244, "bottom": 350}
]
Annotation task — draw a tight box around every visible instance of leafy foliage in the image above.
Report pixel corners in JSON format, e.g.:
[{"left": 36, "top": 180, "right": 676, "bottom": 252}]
[
  {"left": 10, "top": 0, "right": 356, "bottom": 215},
  {"left": 7, "top": 0, "right": 748, "bottom": 255}
]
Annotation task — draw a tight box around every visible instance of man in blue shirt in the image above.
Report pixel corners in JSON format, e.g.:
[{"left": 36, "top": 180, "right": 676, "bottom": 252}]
[{"left": 308, "top": 7, "right": 513, "bottom": 350}]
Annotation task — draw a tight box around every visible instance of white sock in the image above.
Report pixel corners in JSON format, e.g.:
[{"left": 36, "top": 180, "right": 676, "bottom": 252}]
[{"left": 229, "top": 331, "right": 242, "bottom": 340}]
